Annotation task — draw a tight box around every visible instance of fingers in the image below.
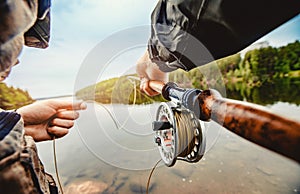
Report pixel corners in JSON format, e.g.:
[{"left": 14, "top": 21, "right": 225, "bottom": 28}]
[
  {"left": 24, "top": 125, "right": 53, "bottom": 142},
  {"left": 47, "top": 111, "right": 78, "bottom": 139},
  {"left": 51, "top": 118, "right": 74, "bottom": 128},
  {"left": 48, "top": 126, "right": 69, "bottom": 138},
  {"left": 48, "top": 115, "right": 76, "bottom": 138},
  {"left": 140, "top": 78, "right": 160, "bottom": 96},
  {"left": 56, "top": 110, "right": 80, "bottom": 120},
  {"left": 25, "top": 118, "right": 75, "bottom": 141},
  {"left": 73, "top": 101, "right": 87, "bottom": 110}
]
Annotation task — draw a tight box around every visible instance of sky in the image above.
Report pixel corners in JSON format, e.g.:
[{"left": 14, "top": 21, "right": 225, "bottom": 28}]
[{"left": 4, "top": 1, "right": 300, "bottom": 99}]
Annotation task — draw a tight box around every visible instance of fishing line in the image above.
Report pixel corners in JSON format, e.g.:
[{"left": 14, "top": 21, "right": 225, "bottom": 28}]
[
  {"left": 147, "top": 109, "right": 202, "bottom": 193},
  {"left": 53, "top": 137, "right": 64, "bottom": 194},
  {"left": 175, "top": 110, "right": 196, "bottom": 158},
  {"left": 96, "top": 103, "right": 121, "bottom": 129},
  {"left": 38, "top": 77, "right": 202, "bottom": 193},
  {"left": 146, "top": 159, "right": 162, "bottom": 194},
  {"left": 111, "top": 76, "right": 139, "bottom": 130},
  {"left": 51, "top": 75, "right": 154, "bottom": 193},
  {"left": 110, "top": 76, "right": 157, "bottom": 131},
  {"left": 50, "top": 81, "right": 201, "bottom": 194},
  {"left": 98, "top": 76, "right": 156, "bottom": 131}
]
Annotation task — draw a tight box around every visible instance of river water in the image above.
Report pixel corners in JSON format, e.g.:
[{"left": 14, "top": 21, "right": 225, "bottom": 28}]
[{"left": 36, "top": 99, "right": 300, "bottom": 194}]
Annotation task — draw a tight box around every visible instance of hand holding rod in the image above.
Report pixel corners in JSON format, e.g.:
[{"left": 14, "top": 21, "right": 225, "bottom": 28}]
[{"left": 149, "top": 81, "right": 300, "bottom": 163}]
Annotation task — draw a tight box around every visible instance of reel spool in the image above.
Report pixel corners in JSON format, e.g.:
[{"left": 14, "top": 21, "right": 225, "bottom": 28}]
[{"left": 153, "top": 102, "right": 206, "bottom": 167}]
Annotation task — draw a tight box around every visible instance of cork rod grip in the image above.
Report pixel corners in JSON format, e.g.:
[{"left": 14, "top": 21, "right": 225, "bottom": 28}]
[{"left": 198, "top": 89, "right": 300, "bottom": 163}]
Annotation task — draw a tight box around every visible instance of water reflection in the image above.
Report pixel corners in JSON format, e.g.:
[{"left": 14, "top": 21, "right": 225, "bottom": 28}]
[
  {"left": 36, "top": 78, "right": 300, "bottom": 194},
  {"left": 226, "top": 78, "right": 300, "bottom": 106}
]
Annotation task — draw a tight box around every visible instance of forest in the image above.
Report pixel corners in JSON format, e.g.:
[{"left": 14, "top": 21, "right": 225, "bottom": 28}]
[
  {"left": 75, "top": 76, "right": 166, "bottom": 104},
  {"left": 173, "top": 40, "right": 300, "bottom": 88},
  {"left": 0, "top": 83, "right": 34, "bottom": 109},
  {"left": 76, "top": 41, "right": 300, "bottom": 105}
]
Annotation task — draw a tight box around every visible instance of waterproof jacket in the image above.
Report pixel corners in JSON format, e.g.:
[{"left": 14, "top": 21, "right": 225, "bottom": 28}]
[
  {"left": 0, "top": 110, "right": 58, "bottom": 193},
  {"left": 148, "top": 0, "right": 300, "bottom": 72}
]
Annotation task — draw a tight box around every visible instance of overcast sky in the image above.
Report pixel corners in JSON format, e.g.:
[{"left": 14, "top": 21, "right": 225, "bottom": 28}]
[{"left": 4, "top": 1, "right": 300, "bottom": 98}]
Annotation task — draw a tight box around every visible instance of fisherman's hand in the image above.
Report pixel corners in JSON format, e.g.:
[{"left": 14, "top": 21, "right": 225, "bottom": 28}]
[
  {"left": 136, "top": 51, "right": 168, "bottom": 96},
  {"left": 17, "top": 99, "right": 87, "bottom": 142}
]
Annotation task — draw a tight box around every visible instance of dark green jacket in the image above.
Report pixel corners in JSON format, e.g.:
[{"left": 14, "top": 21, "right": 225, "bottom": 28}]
[{"left": 148, "top": 0, "right": 300, "bottom": 72}]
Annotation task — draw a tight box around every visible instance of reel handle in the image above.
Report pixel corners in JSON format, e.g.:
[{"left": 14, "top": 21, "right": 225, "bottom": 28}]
[{"left": 198, "top": 89, "right": 300, "bottom": 163}]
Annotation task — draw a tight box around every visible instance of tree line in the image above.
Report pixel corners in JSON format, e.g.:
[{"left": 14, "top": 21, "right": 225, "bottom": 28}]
[
  {"left": 0, "top": 83, "right": 34, "bottom": 109},
  {"left": 2, "top": 41, "right": 298, "bottom": 108},
  {"left": 76, "top": 41, "right": 300, "bottom": 104},
  {"left": 169, "top": 40, "right": 300, "bottom": 88},
  {"left": 75, "top": 75, "right": 165, "bottom": 105}
]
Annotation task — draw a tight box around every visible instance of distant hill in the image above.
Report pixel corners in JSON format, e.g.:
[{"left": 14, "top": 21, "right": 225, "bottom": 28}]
[
  {"left": 76, "top": 41, "right": 300, "bottom": 104},
  {"left": 75, "top": 75, "right": 165, "bottom": 104},
  {"left": 0, "top": 83, "right": 35, "bottom": 110}
]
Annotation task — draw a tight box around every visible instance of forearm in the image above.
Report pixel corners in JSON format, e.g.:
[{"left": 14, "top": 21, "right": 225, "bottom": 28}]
[{"left": 136, "top": 51, "right": 168, "bottom": 82}]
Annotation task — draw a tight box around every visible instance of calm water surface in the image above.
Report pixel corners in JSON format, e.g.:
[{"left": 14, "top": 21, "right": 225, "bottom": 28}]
[{"left": 37, "top": 80, "right": 300, "bottom": 194}]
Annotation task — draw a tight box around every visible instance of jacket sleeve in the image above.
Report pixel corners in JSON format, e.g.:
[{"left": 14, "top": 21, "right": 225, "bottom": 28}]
[
  {"left": 0, "top": 111, "right": 21, "bottom": 141},
  {"left": 148, "top": 0, "right": 300, "bottom": 72}
]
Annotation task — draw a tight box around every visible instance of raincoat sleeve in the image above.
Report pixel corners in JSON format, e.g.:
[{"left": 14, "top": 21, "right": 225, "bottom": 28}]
[
  {"left": 148, "top": 0, "right": 300, "bottom": 72},
  {"left": 0, "top": 111, "right": 21, "bottom": 141},
  {"left": 0, "top": 109, "right": 59, "bottom": 193}
]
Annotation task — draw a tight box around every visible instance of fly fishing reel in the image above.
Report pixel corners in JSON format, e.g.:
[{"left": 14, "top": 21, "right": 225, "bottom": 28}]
[{"left": 153, "top": 102, "right": 206, "bottom": 167}]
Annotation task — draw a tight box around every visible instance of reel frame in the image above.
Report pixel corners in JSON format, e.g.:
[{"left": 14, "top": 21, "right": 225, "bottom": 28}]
[{"left": 153, "top": 102, "right": 206, "bottom": 167}]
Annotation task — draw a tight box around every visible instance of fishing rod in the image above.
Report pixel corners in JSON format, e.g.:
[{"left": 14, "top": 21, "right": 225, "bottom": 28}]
[{"left": 149, "top": 81, "right": 300, "bottom": 166}]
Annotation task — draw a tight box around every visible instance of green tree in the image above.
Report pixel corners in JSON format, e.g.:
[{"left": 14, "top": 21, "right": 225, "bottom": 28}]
[
  {"left": 276, "top": 40, "right": 300, "bottom": 72},
  {"left": 0, "top": 83, "right": 35, "bottom": 109}
]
